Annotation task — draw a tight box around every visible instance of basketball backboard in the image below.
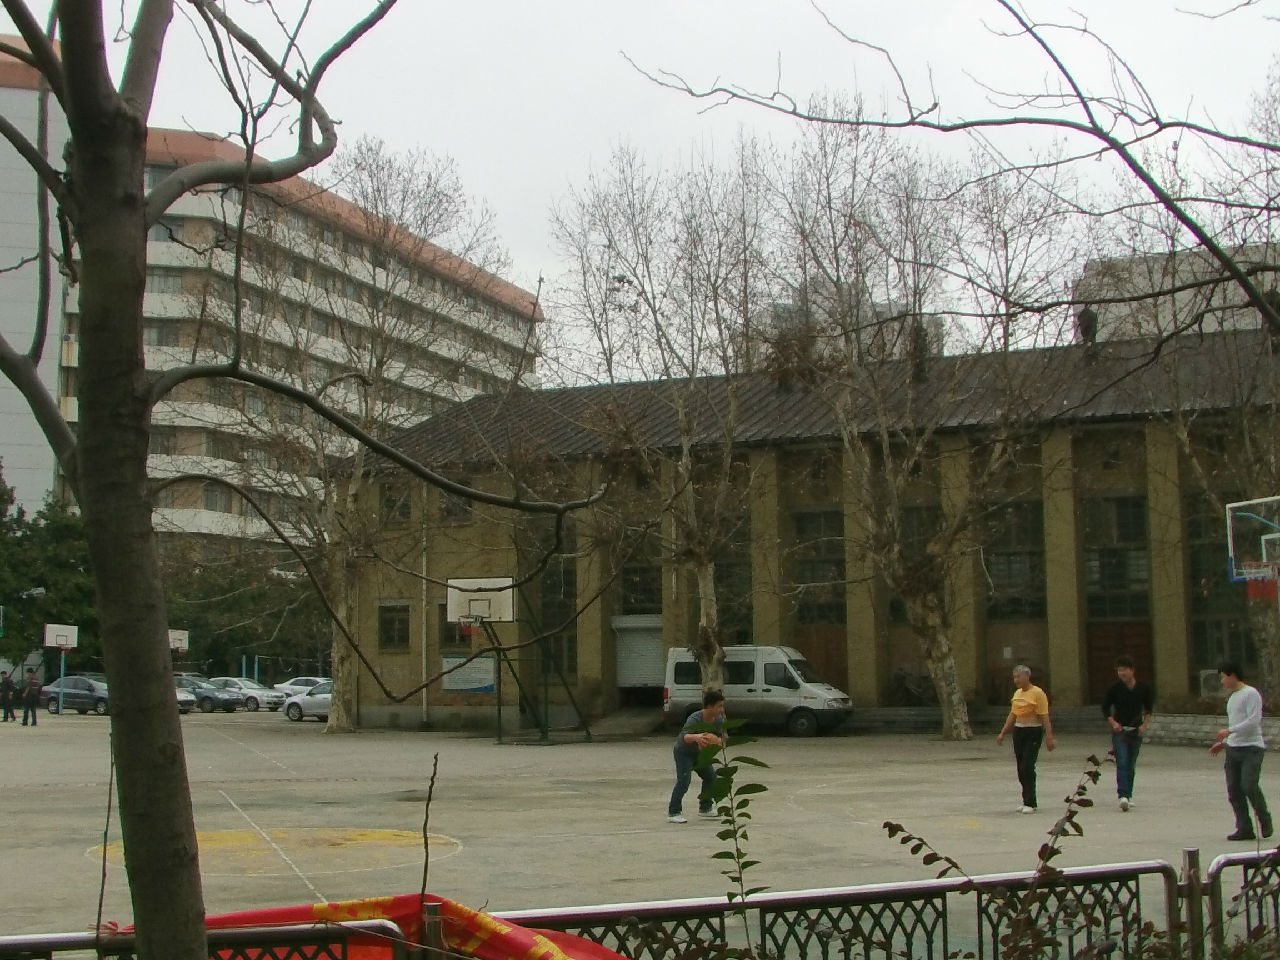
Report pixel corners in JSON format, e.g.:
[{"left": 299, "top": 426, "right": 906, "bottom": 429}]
[
  {"left": 1226, "top": 495, "right": 1280, "bottom": 581},
  {"left": 446, "top": 578, "right": 515, "bottom": 623},
  {"left": 43, "top": 623, "right": 78, "bottom": 648}
]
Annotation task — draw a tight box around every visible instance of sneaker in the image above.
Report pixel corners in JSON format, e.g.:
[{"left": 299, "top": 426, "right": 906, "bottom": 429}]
[
  {"left": 1228, "top": 829, "right": 1257, "bottom": 841},
  {"left": 667, "top": 814, "right": 687, "bottom": 824},
  {"left": 1019, "top": 805, "right": 1036, "bottom": 814},
  {"left": 1119, "top": 797, "right": 1131, "bottom": 812},
  {"left": 1261, "top": 818, "right": 1274, "bottom": 839},
  {"left": 698, "top": 809, "right": 718, "bottom": 820}
]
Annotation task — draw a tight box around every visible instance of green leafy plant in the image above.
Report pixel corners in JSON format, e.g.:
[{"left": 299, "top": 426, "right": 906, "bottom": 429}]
[{"left": 691, "top": 716, "right": 771, "bottom": 954}]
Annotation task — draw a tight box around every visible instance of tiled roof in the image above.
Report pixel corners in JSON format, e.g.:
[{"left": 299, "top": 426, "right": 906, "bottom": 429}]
[{"left": 379, "top": 328, "right": 1280, "bottom": 471}]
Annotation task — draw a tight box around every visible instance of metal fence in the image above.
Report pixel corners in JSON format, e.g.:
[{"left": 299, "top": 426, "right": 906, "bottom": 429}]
[
  {"left": 499, "top": 860, "right": 1181, "bottom": 960},
  {"left": 0, "top": 919, "right": 410, "bottom": 960},
  {"left": 6, "top": 851, "right": 1280, "bottom": 960}
]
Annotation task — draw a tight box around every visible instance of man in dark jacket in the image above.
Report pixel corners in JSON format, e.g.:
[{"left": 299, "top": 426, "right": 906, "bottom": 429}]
[
  {"left": 1101, "top": 655, "right": 1153, "bottom": 811},
  {"left": 21, "top": 668, "right": 41, "bottom": 726},
  {"left": 0, "top": 670, "right": 15, "bottom": 721}
]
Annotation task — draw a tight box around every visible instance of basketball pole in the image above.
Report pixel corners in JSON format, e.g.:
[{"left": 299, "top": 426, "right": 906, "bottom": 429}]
[{"left": 58, "top": 647, "right": 66, "bottom": 715}]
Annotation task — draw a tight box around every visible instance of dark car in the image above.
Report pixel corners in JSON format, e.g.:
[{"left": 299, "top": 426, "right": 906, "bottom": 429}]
[
  {"left": 175, "top": 676, "right": 244, "bottom": 713},
  {"left": 41, "top": 676, "right": 110, "bottom": 715}
]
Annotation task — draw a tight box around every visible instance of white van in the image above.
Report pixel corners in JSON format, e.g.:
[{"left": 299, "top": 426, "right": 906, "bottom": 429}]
[{"left": 663, "top": 645, "right": 852, "bottom": 736}]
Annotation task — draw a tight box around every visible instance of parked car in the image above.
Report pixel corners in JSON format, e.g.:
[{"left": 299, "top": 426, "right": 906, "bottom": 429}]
[
  {"left": 41, "top": 676, "right": 109, "bottom": 715},
  {"left": 274, "top": 676, "right": 329, "bottom": 698},
  {"left": 175, "top": 686, "right": 196, "bottom": 714},
  {"left": 284, "top": 680, "right": 331, "bottom": 722},
  {"left": 174, "top": 676, "right": 244, "bottom": 713},
  {"left": 663, "top": 645, "right": 852, "bottom": 737},
  {"left": 208, "top": 677, "right": 286, "bottom": 712}
]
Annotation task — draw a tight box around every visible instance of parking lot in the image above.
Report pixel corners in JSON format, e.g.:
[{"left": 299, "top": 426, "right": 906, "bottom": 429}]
[{"left": 0, "top": 710, "right": 1270, "bottom": 936}]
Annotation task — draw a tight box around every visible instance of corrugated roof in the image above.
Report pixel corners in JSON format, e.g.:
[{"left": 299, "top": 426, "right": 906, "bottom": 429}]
[{"left": 377, "top": 329, "right": 1280, "bottom": 471}]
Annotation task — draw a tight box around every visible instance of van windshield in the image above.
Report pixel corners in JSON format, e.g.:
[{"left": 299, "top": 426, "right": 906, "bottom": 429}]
[{"left": 789, "top": 658, "right": 822, "bottom": 683}]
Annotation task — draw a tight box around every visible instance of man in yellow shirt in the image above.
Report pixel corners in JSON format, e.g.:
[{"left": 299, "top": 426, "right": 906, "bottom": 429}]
[{"left": 996, "top": 664, "right": 1055, "bottom": 813}]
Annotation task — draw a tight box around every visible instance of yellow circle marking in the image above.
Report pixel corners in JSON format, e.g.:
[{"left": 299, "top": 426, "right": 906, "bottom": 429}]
[{"left": 95, "top": 828, "right": 460, "bottom": 877}]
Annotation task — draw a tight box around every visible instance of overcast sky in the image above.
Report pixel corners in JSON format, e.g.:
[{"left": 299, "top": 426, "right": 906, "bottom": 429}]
[{"left": 3, "top": 1, "right": 1276, "bottom": 296}]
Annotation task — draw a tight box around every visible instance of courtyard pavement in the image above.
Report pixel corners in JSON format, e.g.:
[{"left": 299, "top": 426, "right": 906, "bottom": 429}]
[{"left": 0, "top": 711, "right": 1269, "bottom": 935}]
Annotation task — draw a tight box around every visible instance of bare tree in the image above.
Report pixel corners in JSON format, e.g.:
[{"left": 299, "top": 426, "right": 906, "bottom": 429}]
[
  {"left": 549, "top": 142, "right": 770, "bottom": 688},
  {"left": 0, "top": 6, "right": 592, "bottom": 958}
]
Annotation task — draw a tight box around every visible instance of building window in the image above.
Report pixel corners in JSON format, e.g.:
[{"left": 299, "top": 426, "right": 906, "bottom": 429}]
[
  {"left": 983, "top": 501, "right": 1047, "bottom": 620},
  {"left": 540, "top": 551, "right": 578, "bottom": 677},
  {"left": 245, "top": 392, "right": 267, "bottom": 418},
  {"left": 209, "top": 379, "right": 237, "bottom": 407},
  {"left": 148, "top": 426, "right": 177, "bottom": 456},
  {"left": 1186, "top": 494, "right": 1255, "bottom": 675},
  {"left": 144, "top": 269, "right": 183, "bottom": 295},
  {"left": 438, "top": 603, "right": 470, "bottom": 654},
  {"left": 142, "top": 319, "right": 181, "bottom": 347},
  {"left": 145, "top": 164, "right": 176, "bottom": 190},
  {"left": 1083, "top": 496, "right": 1150, "bottom": 619},
  {"left": 441, "top": 483, "right": 473, "bottom": 524},
  {"left": 886, "top": 505, "right": 943, "bottom": 621},
  {"left": 378, "top": 602, "right": 411, "bottom": 651},
  {"left": 206, "top": 432, "right": 241, "bottom": 461},
  {"left": 382, "top": 483, "right": 411, "bottom": 526},
  {"left": 793, "top": 509, "right": 846, "bottom": 625},
  {"left": 147, "top": 219, "right": 180, "bottom": 243},
  {"left": 279, "top": 397, "right": 303, "bottom": 424},
  {"left": 715, "top": 516, "right": 753, "bottom": 644},
  {"left": 203, "top": 483, "right": 233, "bottom": 513}
]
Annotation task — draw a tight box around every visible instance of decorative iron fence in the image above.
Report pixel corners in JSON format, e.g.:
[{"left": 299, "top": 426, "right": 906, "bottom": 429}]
[
  {"left": 1205, "top": 848, "right": 1280, "bottom": 956},
  {"left": 499, "top": 860, "right": 1181, "bottom": 960},
  {"left": 7, "top": 852, "right": 1280, "bottom": 960},
  {"left": 0, "top": 919, "right": 409, "bottom": 960}
]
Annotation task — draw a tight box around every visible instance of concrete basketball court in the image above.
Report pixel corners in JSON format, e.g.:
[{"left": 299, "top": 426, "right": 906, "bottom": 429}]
[{"left": 0, "top": 711, "right": 1268, "bottom": 935}]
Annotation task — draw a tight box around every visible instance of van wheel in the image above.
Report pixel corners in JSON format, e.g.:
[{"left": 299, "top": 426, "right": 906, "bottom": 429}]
[{"left": 787, "top": 708, "right": 818, "bottom": 737}]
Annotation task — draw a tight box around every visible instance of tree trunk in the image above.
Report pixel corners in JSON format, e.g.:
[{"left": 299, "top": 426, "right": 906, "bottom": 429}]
[
  {"left": 326, "top": 547, "right": 358, "bottom": 732},
  {"left": 691, "top": 560, "right": 724, "bottom": 690},
  {"left": 904, "top": 592, "right": 973, "bottom": 741},
  {"left": 1248, "top": 600, "right": 1280, "bottom": 702},
  {"left": 73, "top": 117, "right": 207, "bottom": 959}
]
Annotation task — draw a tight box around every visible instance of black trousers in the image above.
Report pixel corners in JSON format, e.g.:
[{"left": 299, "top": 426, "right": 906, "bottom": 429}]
[{"left": 1013, "top": 726, "right": 1044, "bottom": 808}]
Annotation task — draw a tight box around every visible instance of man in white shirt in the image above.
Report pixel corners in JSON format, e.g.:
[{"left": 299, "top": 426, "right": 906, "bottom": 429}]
[{"left": 1209, "top": 662, "right": 1274, "bottom": 842}]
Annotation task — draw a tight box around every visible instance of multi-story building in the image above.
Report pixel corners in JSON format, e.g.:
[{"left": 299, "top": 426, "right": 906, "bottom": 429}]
[
  {"left": 0, "top": 40, "right": 70, "bottom": 511},
  {"left": 1073, "top": 245, "right": 1280, "bottom": 343},
  {"left": 0, "top": 40, "right": 542, "bottom": 535}
]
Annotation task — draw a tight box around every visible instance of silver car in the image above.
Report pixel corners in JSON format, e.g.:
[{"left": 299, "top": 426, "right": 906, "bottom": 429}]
[
  {"left": 175, "top": 686, "right": 196, "bottom": 714},
  {"left": 284, "top": 680, "right": 331, "bottom": 722},
  {"left": 208, "top": 677, "right": 287, "bottom": 712},
  {"left": 274, "top": 676, "right": 329, "bottom": 698}
]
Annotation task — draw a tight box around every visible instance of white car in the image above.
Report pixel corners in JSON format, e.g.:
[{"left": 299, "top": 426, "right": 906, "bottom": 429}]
[
  {"left": 175, "top": 687, "right": 196, "bottom": 715},
  {"left": 209, "top": 677, "right": 287, "bottom": 712},
  {"left": 274, "top": 676, "right": 329, "bottom": 698},
  {"left": 284, "top": 680, "right": 332, "bottom": 722}
]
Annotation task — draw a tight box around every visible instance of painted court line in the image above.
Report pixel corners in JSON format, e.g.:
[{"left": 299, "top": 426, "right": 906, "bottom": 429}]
[{"left": 218, "top": 790, "right": 325, "bottom": 901}]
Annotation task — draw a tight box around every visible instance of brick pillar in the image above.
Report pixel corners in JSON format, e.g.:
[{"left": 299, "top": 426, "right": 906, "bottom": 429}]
[
  {"left": 843, "top": 451, "right": 884, "bottom": 706},
  {"left": 1146, "top": 421, "right": 1190, "bottom": 697},
  {"left": 939, "top": 435, "right": 981, "bottom": 698},
  {"left": 749, "top": 449, "right": 785, "bottom": 648},
  {"left": 1042, "top": 429, "right": 1085, "bottom": 706}
]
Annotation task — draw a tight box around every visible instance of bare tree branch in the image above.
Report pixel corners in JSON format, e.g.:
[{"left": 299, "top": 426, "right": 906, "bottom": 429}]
[
  {"left": 0, "top": 330, "right": 76, "bottom": 489},
  {"left": 143, "top": 1, "right": 399, "bottom": 222},
  {"left": 119, "top": 0, "right": 174, "bottom": 116}
]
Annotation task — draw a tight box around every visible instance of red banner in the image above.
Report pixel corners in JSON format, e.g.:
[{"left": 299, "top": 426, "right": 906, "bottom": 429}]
[{"left": 165, "top": 893, "right": 623, "bottom": 960}]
